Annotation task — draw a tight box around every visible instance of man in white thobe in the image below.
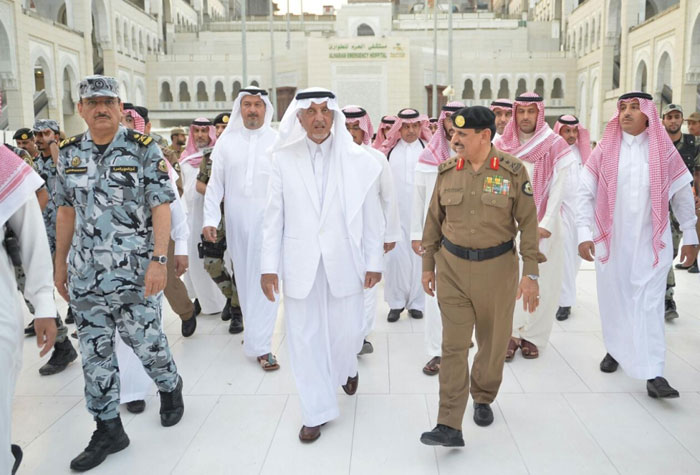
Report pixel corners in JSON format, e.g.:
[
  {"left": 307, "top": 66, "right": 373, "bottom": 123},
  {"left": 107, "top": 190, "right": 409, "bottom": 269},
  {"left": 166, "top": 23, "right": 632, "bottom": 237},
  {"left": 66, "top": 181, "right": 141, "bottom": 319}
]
[
  {"left": 261, "top": 88, "right": 384, "bottom": 442},
  {"left": 578, "top": 92, "right": 698, "bottom": 397},
  {"left": 343, "top": 105, "right": 401, "bottom": 356},
  {"left": 381, "top": 108, "right": 433, "bottom": 322},
  {"left": 179, "top": 119, "right": 226, "bottom": 315},
  {"left": 0, "top": 145, "right": 57, "bottom": 474},
  {"left": 411, "top": 101, "right": 463, "bottom": 376},
  {"left": 490, "top": 99, "right": 513, "bottom": 141},
  {"left": 553, "top": 115, "right": 591, "bottom": 321},
  {"left": 203, "top": 87, "right": 281, "bottom": 371},
  {"left": 495, "top": 93, "right": 576, "bottom": 360}
]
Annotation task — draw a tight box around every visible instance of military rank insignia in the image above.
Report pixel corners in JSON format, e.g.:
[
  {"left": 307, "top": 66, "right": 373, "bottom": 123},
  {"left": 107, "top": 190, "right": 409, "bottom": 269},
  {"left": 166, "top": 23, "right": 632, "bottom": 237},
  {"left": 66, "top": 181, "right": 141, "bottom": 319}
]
[
  {"left": 20, "top": 133, "right": 29, "bottom": 140},
  {"left": 71, "top": 156, "right": 81, "bottom": 167},
  {"left": 456, "top": 158, "right": 465, "bottom": 171},
  {"left": 222, "top": 115, "right": 230, "bottom": 123},
  {"left": 158, "top": 159, "right": 168, "bottom": 173},
  {"left": 484, "top": 175, "right": 510, "bottom": 195},
  {"left": 489, "top": 156, "right": 499, "bottom": 170},
  {"left": 523, "top": 181, "right": 533, "bottom": 196},
  {"left": 454, "top": 115, "right": 465, "bottom": 128}
]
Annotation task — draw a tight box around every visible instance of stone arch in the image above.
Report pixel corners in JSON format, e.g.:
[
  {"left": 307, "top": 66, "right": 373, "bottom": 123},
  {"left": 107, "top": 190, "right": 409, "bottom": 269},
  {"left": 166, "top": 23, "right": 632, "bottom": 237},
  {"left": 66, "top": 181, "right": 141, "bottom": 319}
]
[
  {"left": 160, "top": 81, "right": 173, "bottom": 102},
  {"left": 515, "top": 78, "right": 527, "bottom": 97},
  {"left": 690, "top": 12, "right": 700, "bottom": 70},
  {"left": 535, "top": 77, "right": 545, "bottom": 97},
  {"left": 656, "top": 50, "right": 672, "bottom": 106},
  {"left": 497, "top": 78, "right": 510, "bottom": 98},
  {"left": 214, "top": 81, "right": 226, "bottom": 101},
  {"left": 91, "top": 0, "right": 110, "bottom": 45},
  {"left": 123, "top": 20, "right": 129, "bottom": 53},
  {"left": 462, "top": 78, "right": 475, "bottom": 99},
  {"left": 196, "top": 81, "right": 208, "bottom": 102},
  {"left": 61, "top": 64, "right": 77, "bottom": 115},
  {"left": 577, "top": 79, "right": 587, "bottom": 123},
  {"left": 0, "top": 19, "right": 16, "bottom": 86},
  {"left": 179, "top": 81, "right": 191, "bottom": 102},
  {"left": 635, "top": 60, "right": 648, "bottom": 92},
  {"left": 479, "top": 78, "right": 492, "bottom": 99},
  {"left": 134, "top": 81, "right": 145, "bottom": 106},
  {"left": 551, "top": 77, "right": 564, "bottom": 98},
  {"left": 591, "top": 18, "right": 596, "bottom": 50},
  {"left": 31, "top": 52, "right": 53, "bottom": 99},
  {"left": 115, "top": 17, "right": 121, "bottom": 51},
  {"left": 608, "top": 0, "right": 622, "bottom": 88},
  {"left": 131, "top": 25, "right": 137, "bottom": 54},
  {"left": 357, "top": 23, "right": 375, "bottom": 36},
  {"left": 251, "top": 80, "right": 260, "bottom": 87},
  {"left": 231, "top": 80, "right": 241, "bottom": 100}
]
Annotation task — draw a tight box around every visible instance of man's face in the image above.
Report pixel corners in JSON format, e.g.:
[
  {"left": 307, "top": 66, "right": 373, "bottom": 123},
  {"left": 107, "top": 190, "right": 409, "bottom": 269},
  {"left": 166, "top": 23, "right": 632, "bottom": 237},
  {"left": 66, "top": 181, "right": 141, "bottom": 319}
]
[
  {"left": 428, "top": 122, "right": 438, "bottom": 134},
  {"left": 299, "top": 101, "right": 333, "bottom": 142},
  {"left": 192, "top": 125, "right": 212, "bottom": 149},
  {"left": 34, "top": 128, "right": 59, "bottom": 153},
  {"left": 215, "top": 123, "right": 227, "bottom": 137},
  {"left": 381, "top": 123, "right": 393, "bottom": 135},
  {"left": 346, "top": 121, "right": 364, "bottom": 146},
  {"left": 16, "top": 137, "right": 37, "bottom": 155},
  {"left": 171, "top": 133, "right": 186, "bottom": 148},
  {"left": 450, "top": 127, "right": 488, "bottom": 159},
  {"left": 241, "top": 95, "right": 266, "bottom": 130},
  {"left": 400, "top": 121, "right": 421, "bottom": 143},
  {"left": 688, "top": 120, "right": 700, "bottom": 137},
  {"left": 78, "top": 96, "right": 122, "bottom": 137},
  {"left": 121, "top": 112, "right": 135, "bottom": 129},
  {"left": 516, "top": 104, "right": 538, "bottom": 135},
  {"left": 559, "top": 124, "right": 579, "bottom": 146},
  {"left": 494, "top": 109, "right": 512, "bottom": 135},
  {"left": 443, "top": 116, "right": 455, "bottom": 140},
  {"left": 662, "top": 110, "right": 683, "bottom": 136},
  {"left": 618, "top": 100, "right": 647, "bottom": 136}
]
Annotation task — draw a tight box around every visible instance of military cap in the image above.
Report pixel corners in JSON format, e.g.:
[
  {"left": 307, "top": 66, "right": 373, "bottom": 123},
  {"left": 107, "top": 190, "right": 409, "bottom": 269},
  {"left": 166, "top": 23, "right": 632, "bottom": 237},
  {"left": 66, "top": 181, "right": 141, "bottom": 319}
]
[
  {"left": 78, "top": 75, "right": 119, "bottom": 99},
  {"left": 686, "top": 112, "right": 700, "bottom": 122},
  {"left": 213, "top": 112, "right": 230, "bottom": 126},
  {"left": 661, "top": 103, "right": 683, "bottom": 118},
  {"left": 13, "top": 128, "right": 34, "bottom": 140},
  {"left": 170, "top": 127, "right": 186, "bottom": 137},
  {"left": 452, "top": 106, "right": 496, "bottom": 140},
  {"left": 32, "top": 119, "right": 60, "bottom": 133}
]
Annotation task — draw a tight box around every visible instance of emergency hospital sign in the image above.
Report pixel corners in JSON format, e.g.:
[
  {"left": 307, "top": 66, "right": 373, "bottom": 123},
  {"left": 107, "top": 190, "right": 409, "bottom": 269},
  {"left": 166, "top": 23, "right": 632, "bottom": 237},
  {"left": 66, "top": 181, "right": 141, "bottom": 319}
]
[{"left": 328, "top": 40, "right": 407, "bottom": 60}]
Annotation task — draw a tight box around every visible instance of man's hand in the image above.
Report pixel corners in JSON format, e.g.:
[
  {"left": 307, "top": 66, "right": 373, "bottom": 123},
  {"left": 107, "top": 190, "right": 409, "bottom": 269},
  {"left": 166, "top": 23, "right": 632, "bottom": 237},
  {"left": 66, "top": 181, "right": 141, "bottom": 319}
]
[
  {"left": 174, "top": 255, "right": 188, "bottom": 277},
  {"left": 34, "top": 318, "right": 57, "bottom": 357},
  {"left": 384, "top": 242, "right": 396, "bottom": 253},
  {"left": 364, "top": 271, "right": 382, "bottom": 289},
  {"left": 538, "top": 227, "right": 552, "bottom": 240},
  {"left": 54, "top": 260, "right": 70, "bottom": 302},
  {"left": 516, "top": 276, "right": 539, "bottom": 313},
  {"left": 261, "top": 273, "right": 279, "bottom": 302},
  {"left": 145, "top": 262, "right": 167, "bottom": 297},
  {"left": 411, "top": 240, "right": 425, "bottom": 256},
  {"left": 203, "top": 226, "right": 217, "bottom": 243},
  {"left": 578, "top": 241, "right": 595, "bottom": 262},
  {"left": 679, "top": 245, "right": 699, "bottom": 267},
  {"left": 422, "top": 271, "right": 436, "bottom": 297}
]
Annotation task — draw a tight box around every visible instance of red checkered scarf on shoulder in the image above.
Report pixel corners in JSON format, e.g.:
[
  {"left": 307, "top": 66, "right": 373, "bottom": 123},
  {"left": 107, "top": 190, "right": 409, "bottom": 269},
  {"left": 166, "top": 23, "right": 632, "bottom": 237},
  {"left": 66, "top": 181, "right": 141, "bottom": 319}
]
[{"left": 418, "top": 101, "right": 465, "bottom": 167}]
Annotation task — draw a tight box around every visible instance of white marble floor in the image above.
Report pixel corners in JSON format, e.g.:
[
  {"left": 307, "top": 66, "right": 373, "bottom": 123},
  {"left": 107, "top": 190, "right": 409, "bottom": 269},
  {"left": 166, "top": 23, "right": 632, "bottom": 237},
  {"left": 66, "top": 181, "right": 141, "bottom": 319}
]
[{"left": 11, "top": 262, "right": 700, "bottom": 475}]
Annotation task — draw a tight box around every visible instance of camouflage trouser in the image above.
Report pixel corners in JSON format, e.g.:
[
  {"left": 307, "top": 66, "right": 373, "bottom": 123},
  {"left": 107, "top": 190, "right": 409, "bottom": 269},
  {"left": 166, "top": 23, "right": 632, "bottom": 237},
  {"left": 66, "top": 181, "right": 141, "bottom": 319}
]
[
  {"left": 14, "top": 262, "right": 68, "bottom": 343},
  {"left": 71, "top": 288, "right": 179, "bottom": 420},
  {"left": 666, "top": 210, "right": 682, "bottom": 300},
  {"left": 203, "top": 215, "right": 239, "bottom": 306}
]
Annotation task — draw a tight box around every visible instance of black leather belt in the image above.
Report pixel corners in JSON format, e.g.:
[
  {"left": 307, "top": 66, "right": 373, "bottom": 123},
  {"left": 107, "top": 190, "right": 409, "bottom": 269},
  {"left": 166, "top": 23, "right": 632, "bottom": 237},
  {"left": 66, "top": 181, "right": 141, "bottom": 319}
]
[{"left": 441, "top": 238, "right": 514, "bottom": 261}]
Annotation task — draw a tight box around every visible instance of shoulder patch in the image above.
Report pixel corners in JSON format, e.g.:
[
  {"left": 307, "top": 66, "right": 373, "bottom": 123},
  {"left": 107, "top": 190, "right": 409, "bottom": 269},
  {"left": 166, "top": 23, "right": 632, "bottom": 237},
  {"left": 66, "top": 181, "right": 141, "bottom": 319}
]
[
  {"left": 173, "top": 162, "right": 181, "bottom": 173},
  {"left": 157, "top": 159, "right": 169, "bottom": 174},
  {"left": 522, "top": 181, "right": 533, "bottom": 196},
  {"left": 439, "top": 157, "right": 458, "bottom": 174},
  {"left": 126, "top": 130, "right": 154, "bottom": 147},
  {"left": 59, "top": 134, "right": 83, "bottom": 150}
]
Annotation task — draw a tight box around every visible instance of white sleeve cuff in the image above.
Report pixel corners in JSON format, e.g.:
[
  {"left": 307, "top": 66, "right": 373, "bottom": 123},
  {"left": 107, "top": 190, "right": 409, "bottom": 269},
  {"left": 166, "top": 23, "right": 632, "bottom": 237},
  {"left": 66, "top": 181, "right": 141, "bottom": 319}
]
[
  {"left": 577, "top": 226, "right": 593, "bottom": 245},
  {"left": 174, "top": 240, "right": 188, "bottom": 256}
]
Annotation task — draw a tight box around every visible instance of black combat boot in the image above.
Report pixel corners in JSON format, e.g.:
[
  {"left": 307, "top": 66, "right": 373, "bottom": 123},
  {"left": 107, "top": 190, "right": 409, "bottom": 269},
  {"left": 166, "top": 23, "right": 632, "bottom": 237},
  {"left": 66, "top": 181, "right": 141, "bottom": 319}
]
[
  {"left": 221, "top": 298, "right": 233, "bottom": 321},
  {"left": 39, "top": 339, "right": 78, "bottom": 376},
  {"left": 160, "top": 376, "right": 184, "bottom": 427},
  {"left": 228, "top": 306, "right": 244, "bottom": 334},
  {"left": 69, "top": 416, "right": 130, "bottom": 472}
]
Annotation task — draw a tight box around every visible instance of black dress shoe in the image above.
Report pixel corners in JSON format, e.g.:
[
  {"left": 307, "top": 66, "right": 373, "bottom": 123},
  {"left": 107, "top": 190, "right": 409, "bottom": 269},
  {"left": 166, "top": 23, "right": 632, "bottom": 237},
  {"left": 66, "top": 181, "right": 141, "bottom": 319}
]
[
  {"left": 664, "top": 298, "right": 678, "bottom": 321},
  {"left": 69, "top": 416, "right": 130, "bottom": 472},
  {"left": 220, "top": 298, "right": 233, "bottom": 321},
  {"left": 126, "top": 400, "right": 146, "bottom": 414},
  {"left": 160, "top": 376, "right": 184, "bottom": 427},
  {"left": 65, "top": 307, "right": 75, "bottom": 324},
  {"left": 647, "top": 377, "right": 680, "bottom": 399},
  {"left": 24, "top": 320, "right": 35, "bottom": 337},
  {"left": 358, "top": 339, "right": 374, "bottom": 355},
  {"left": 473, "top": 403, "right": 494, "bottom": 427},
  {"left": 387, "top": 308, "right": 403, "bottom": 322},
  {"left": 599, "top": 353, "right": 618, "bottom": 373},
  {"left": 39, "top": 339, "right": 78, "bottom": 376},
  {"left": 408, "top": 309, "right": 423, "bottom": 319},
  {"left": 556, "top": 306, "right": 571, "bottom": 321},
  {"left": 342, "top": 373, "right": 359, "bottom": 395},
  {"left": 689, "top": 262, "right": 699, "bottom": 274},
  {"left": 420, "top": 424, "right": 465, "bottom": 447},
  {"left": 11, "top": 444, "right": 22, "bottom": 475},
  {"left": 181, "top": 314, "right": 197, "bottom": 337},
  {"left": 228, "top": 312, "right": 244, "bottom": 334},
  {"left": 675, "top": 262, "right": 691, "bottom": 270},
  {"left": 193, "top": 299, "right": 202, "bottom": 317}
]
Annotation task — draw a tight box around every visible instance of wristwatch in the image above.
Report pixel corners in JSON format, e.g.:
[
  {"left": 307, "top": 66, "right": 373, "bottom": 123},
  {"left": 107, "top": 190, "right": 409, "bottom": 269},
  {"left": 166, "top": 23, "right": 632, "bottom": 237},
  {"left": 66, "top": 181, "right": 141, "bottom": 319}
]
[
  {"left": 526, "top": 274, "right": 539, "bottom": 281},
  {"left": 151, "top": 255, "right": 168, "bottom": 265}
]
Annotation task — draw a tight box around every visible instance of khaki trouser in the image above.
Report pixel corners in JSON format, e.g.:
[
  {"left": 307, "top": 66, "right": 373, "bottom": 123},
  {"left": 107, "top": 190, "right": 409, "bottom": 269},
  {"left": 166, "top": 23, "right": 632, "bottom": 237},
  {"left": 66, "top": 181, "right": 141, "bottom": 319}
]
[
  {"left": 164, "top": 239, "right": 194, "bottom": 321},
  {"left": 435, "top": 247, "right": 518, "bottom": 430}
]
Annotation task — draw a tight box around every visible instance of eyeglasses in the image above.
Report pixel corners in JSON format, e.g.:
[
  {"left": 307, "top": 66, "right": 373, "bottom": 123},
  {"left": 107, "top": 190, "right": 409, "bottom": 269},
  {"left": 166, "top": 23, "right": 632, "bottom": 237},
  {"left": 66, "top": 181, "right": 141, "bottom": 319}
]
[{"left": 83, "top": 98, "right": 118, "bottom": 108}]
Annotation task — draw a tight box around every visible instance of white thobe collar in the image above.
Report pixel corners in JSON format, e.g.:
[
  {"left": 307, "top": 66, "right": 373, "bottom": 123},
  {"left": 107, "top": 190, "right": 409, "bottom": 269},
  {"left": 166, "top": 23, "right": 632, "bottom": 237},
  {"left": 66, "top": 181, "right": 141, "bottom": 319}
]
[
  {"left": 518, "top": 130, "right": 535, "bottom": 145},
  {"left": 305, "top": 134, "right": 333, "bottom": 158},
  {"left": 305, "top": 135, "right": 333, "bottom": 206},
  {"left": 622, "top": 130, "right": 648, "bottom": 147}
]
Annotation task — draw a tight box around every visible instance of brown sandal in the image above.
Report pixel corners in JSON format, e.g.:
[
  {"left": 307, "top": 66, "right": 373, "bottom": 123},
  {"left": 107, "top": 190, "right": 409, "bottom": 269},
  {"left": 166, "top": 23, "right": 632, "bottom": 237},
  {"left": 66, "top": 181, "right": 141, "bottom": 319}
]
[
  {"left": 505, "top": 339, "right": 520, "bottom": 362},
  {"left": 422, "top": 356, "right": 441, "bottom": 376},
  {"left": 257, "top": 353, "right": 280, "bottom": 371},
  {"left": 520, "top": 339, "right": 539, "bottom": 359}
]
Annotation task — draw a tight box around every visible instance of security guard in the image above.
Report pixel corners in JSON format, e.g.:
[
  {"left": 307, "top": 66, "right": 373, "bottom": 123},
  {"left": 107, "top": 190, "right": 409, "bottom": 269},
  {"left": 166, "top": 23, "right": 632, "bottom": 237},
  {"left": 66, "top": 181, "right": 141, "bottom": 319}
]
[
  {"left": 195, "top": 112, "right": 243, "bottom": 332},
  {"left": 420, "top": 106, "right": 540, "bottom": 447},
  {"left": 53, "top": 75, "right": 184, "bottom": 472},
  {"left": 13, "top": 128, "right": 39, "bottom": 160}
]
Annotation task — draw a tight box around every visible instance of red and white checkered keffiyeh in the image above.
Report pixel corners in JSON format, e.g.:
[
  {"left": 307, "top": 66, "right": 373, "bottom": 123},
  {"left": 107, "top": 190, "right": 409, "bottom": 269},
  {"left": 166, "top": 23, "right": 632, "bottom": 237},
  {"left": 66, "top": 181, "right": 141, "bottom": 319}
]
[
  {"left": 418, "top": 101, "right": 465, "bottom": 167},
  {"left": 372, "top": 116, "right": 397, "bottom": 150},
  {"left": 494, "top": 92, "right": 574, "bottom": 221},
  {"left": 124, "top": 108, "right": 145, "bottom": 133},
  {"left": 380, "top": 109, "right": 433, "bottom": 156},
  {"left": 553, "top": 114, "right": 592, "bottom": 164},
  {"left": 0, "top": 144, "right": 44, "bottom": 227},
  {"left": 342, "top": 106, "right": 374, "bottom": 145},
  {"left": 584, "top": 96, "right": 689, "bottom": 267},
  {"left": 180, "top": 118, "right": 217, "bottom": 168}
]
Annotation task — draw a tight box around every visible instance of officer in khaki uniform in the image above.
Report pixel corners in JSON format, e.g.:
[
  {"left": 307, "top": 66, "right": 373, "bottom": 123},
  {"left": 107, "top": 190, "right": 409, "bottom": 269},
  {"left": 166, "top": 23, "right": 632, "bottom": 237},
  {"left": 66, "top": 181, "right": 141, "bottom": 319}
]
[{"left": 420, "top": 106, "right": 540, "bottom": 447}]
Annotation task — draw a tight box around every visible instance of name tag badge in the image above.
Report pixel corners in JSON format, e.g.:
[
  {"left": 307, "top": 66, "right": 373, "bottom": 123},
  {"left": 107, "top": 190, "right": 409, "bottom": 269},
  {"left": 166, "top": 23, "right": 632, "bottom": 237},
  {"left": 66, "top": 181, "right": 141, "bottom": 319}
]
[
  {"left": 65, "top": 167, "right": 88, "bottom": 174},
  {"left": 111, "top": 166, "right": 138, "bottom": 173}
]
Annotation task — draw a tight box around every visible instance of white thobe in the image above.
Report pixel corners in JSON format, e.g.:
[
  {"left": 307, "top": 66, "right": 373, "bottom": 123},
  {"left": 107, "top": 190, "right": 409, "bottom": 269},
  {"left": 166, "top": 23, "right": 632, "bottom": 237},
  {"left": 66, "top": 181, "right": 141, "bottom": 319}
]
[
  {"left": 203, "top": 126, "right": 280, "bottom": 357},
  {"left": 411, "top": 162, "right": 442, "bottom": 357},
  {"left": 1, "top": 198, "right": 55, "bottom": 474},
  {"left": 361, "top": 144, "right": 401, "bottom": 339},
  {"left": 559, "top": 146, "right": 583, "bottom": 307},
  {"left": 384, "top": 139, "right": 426, "bottom": 312},
  {"left": 577, "top": 132, "right": 698, "bottom": 379},
  {"left": 512, "top": 145, "right": 574, "bottom": 347},
  {"left": 181, "top": 153, "right": 226, "bottom": 314}
]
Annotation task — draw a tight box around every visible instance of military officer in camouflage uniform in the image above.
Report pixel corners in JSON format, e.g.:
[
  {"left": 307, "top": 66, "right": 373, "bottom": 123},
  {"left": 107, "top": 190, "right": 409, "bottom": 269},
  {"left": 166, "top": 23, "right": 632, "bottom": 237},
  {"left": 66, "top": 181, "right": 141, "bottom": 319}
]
[
  {"left": 662, "top": 104, "right": 700, "bottom": 321},
  {"left": 195, "top": 112, "right": 243, "bottom": 333},
  {"left": 53, "top": 75, "right": 184, "bottom": 472}
]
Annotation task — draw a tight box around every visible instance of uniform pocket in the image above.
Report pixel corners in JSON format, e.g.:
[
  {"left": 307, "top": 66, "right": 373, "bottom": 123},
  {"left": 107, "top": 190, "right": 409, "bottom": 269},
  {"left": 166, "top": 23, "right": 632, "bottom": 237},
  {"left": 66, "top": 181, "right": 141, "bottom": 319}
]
[
  {"left": 480, "top": 193, "right": 509, "bottom": 208},
  {"left": 440, "top": 191, "right": 464, "bottom": 206}
]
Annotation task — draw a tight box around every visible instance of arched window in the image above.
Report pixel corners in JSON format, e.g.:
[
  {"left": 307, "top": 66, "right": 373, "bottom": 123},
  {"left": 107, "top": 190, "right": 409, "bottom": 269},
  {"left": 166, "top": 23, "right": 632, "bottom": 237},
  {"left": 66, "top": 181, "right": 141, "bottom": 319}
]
[
  {"left": 497, "top": 79, "right": 510, "bottom": 98},
  {"left": 535, "top": 78, "right": 545, "bottom": 97},
  {"left": 251, "top": 80, "right": 259, "bottom": 87},
  {"left": 160, "top": 82, "right": 173, "bottom": 102},
  {"left": 635, "top": 61, "right": 648, "bottom": 93},
  {"left": 232, "top": 80, "right": 241, "bottom": 100},
  {"left": 196, "top": 81, "right": 208, "bottom": 102},
  {"left": 462, "top": 79, "right": 475, "bottom": 99},
  {"left": 515, "top": 78, "right": 527, "bottom": 97},
  {"left": 657, "top": 52, "right": 672, "bottom": 107},
  {"left": 178, "top": 81, "right": 191, "bottom": 102},
  {"left": 214, "top": 81, "right": 226, "bottom": 101},
  {"left": 357, "top": 23, "right": 375, "bottom": 36},
  {"left": 115, "top": 20, "right": 121, "bottom": 51},
  {"left": 551, "top": 78, "right": 564, "bottom": 99},
  {"left": 479, "top": 79, "right": 492, "bottom": 99}
]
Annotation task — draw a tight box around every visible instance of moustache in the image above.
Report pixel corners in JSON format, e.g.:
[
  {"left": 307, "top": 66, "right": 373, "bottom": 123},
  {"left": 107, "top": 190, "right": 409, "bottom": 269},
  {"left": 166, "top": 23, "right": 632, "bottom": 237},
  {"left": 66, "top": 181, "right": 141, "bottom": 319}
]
[{"left": 95, "top": 114, "right": 111, "bottom": 119}]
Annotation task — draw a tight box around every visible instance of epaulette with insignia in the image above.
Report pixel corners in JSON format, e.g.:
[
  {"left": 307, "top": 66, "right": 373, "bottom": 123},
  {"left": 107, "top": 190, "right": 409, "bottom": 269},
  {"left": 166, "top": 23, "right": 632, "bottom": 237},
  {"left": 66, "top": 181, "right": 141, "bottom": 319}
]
[
  {"left": 497, "top": 154, "right": 523, "bottom": 174},
  {"left": 126, "top": 130, "right": 154, "bottom": 147},
  {"left": 59, "top": 134, "right": 83, "bottom": 149},
  {"left": 438, "top": 157, "right": 458, "bottom": 173}
]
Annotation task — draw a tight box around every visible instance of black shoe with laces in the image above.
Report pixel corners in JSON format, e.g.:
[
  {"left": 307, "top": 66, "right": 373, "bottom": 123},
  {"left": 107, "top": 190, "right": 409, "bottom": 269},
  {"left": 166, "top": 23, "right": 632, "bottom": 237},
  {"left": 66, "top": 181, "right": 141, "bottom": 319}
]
[
  {"left": 664, "top": 298, "right": 678, "bottom": 321},
  {"left": 126, "top": 400, "right": 146, "bottom": 414},
  {"left": 181, "top": 314, "right": 197, "bottom": 337},
  {"left": 647, "top": 377, "right": 680, "bottom": 399},
  {"left": 420, "top": 424, "right": 465, "bottom": 447},
  {"left": 160, "top": 376, "right": 184, "bottom": 427},
  {"left": 473, "top": 403, "right": 494, "bottom": 427},
  {"left": 69, "top": 416, "right": 130, "bottom": 472},
  {"left": 39, "top": 339, "right": 78, "bottom": 376},
  {"left": 228, "top": 308, "right": 244, "bottom": 334},
  {"left": 556, "top": 306, "right": 571, "bottom": 321},
  {"left": 221, "top": 298, "right": 233, "bottom": 321}
]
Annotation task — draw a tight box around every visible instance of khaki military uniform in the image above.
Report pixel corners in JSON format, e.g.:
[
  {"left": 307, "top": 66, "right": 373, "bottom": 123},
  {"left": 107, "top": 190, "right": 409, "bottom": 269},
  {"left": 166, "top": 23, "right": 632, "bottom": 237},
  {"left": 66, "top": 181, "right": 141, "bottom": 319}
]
[{"left": 422, "top": 146, "right": 539, "bottom": 430}]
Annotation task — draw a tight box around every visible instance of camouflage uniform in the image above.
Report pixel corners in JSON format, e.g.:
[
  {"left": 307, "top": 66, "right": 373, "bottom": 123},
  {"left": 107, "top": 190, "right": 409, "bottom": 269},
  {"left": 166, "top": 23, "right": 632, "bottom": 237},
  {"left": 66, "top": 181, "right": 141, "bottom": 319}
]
[
  {"left": 34, "top": 153, "right": 58, "bottom": 255},
  {"left": 197, "top": 149, "right": 239, "bottom": 305},
  {"left": 55, "top": 127, "right": 180, "bottom": 420}
]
